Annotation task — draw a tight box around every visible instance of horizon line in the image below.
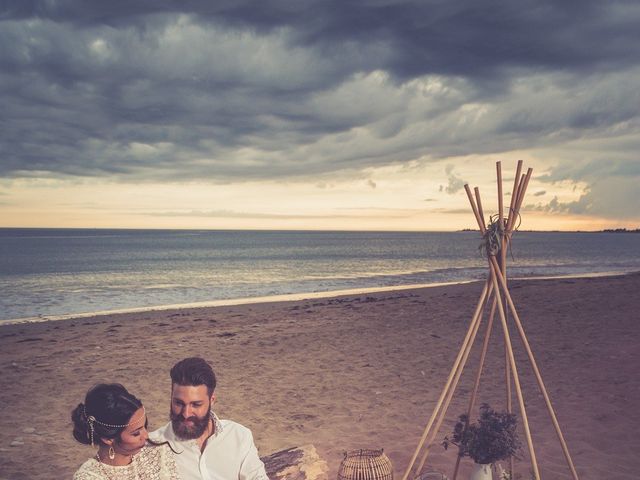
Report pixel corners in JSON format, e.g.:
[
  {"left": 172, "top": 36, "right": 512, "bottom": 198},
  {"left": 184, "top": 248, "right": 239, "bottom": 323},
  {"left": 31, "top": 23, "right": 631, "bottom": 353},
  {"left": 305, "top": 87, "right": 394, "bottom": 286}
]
[{"left": 0, "top": 226, "right": 638, "bottom": 234}]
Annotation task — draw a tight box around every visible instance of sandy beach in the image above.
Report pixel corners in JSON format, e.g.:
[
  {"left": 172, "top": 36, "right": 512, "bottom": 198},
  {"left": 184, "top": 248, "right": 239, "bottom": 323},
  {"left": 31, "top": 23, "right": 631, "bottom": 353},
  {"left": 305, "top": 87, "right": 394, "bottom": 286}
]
[{"left": 1, "top": 273, "right": 638, "bottom": 480}]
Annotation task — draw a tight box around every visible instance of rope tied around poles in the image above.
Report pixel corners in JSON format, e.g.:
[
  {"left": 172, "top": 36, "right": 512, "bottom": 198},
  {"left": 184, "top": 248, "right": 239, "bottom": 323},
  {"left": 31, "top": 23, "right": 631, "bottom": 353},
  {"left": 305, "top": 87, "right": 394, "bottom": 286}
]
[
  {"left": 479, "top": 211, "right": 521, "bottom": 258},
  {"left": 479, "top": 214, "right": 504, "bottom": 257}
]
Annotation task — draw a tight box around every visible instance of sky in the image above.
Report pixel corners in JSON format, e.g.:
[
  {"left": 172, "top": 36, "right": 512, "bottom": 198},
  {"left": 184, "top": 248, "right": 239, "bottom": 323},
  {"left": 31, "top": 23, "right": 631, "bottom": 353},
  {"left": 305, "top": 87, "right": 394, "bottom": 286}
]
[{"left": 1, "top": 0, "right": 639, "bottom": 231}]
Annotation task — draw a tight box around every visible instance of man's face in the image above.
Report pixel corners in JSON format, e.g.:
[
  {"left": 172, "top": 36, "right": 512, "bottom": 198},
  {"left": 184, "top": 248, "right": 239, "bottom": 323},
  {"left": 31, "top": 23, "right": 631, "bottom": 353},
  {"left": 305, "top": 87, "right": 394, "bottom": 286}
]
[{"left": 170, "top": 384, "right": 214, "bottom": 440}]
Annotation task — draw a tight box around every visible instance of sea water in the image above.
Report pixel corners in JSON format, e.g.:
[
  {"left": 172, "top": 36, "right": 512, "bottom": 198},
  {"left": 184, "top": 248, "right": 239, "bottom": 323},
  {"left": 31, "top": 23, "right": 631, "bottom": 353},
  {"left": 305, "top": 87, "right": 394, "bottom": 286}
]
[{"left": 1, "top": 228, "right": 639, "bottom": 322}]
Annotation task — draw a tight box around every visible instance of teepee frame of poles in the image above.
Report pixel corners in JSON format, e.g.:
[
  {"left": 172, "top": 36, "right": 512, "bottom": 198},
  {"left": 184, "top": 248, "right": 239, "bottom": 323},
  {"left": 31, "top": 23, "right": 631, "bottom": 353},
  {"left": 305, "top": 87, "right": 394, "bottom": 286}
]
[{"left": 401, "top": 161, "right": 580, "bottom": 480}]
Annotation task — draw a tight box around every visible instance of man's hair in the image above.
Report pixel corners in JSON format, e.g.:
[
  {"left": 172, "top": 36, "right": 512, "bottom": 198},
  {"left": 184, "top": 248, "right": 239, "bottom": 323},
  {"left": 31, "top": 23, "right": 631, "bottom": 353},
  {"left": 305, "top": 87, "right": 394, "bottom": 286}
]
[{"left": 170, "top": 357, "right": 217, "bottom": 396}]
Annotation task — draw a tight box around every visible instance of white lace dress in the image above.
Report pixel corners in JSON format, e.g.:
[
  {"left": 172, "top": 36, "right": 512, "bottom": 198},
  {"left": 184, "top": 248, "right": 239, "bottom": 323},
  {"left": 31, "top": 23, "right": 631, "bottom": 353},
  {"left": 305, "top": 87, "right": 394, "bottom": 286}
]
[{"left": 73, "top": 443, "right": 179, "bottom": 480}]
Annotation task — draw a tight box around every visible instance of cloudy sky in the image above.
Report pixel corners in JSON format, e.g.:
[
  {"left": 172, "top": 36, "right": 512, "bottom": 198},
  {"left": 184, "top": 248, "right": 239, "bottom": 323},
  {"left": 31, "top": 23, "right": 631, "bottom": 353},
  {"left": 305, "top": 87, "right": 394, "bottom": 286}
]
[{"left": 1, "top": 0, "right": 639, "bottom": 231}]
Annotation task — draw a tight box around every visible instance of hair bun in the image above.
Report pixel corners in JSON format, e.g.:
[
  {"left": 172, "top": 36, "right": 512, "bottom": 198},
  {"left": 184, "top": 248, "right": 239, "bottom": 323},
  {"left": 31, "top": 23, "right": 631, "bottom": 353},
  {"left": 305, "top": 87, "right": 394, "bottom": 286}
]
[{"left": 71, "top": 402, "right": 92, "bottom": 445}]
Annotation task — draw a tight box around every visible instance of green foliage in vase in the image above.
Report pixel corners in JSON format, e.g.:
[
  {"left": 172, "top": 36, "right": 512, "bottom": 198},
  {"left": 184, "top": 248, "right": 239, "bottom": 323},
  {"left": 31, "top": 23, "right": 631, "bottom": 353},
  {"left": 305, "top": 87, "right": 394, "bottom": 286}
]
[{"left": 442, "top": 404, "right": 521, "bottom": 465}]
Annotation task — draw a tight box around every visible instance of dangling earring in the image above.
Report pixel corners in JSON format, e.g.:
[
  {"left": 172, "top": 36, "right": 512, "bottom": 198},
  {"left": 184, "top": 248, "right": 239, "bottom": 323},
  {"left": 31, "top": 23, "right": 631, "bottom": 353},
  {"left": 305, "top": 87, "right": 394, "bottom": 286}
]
[{"left": 109, "top": 446, "right": 115, "bottom": 460}]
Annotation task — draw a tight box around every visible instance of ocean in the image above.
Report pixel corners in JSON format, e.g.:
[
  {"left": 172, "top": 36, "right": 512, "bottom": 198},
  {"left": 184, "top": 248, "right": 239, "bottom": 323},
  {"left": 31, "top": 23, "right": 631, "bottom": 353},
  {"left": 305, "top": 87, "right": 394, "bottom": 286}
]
[{"left": 1, "top": 228, "right": 639, "bottom": 322}]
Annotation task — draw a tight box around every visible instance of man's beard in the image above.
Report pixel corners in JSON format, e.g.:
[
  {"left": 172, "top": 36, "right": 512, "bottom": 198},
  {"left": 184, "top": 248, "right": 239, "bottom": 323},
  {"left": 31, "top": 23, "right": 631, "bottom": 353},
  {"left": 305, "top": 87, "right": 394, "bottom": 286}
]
[{"left": 170, "top": 407, "right": 211, "bottom": 440}]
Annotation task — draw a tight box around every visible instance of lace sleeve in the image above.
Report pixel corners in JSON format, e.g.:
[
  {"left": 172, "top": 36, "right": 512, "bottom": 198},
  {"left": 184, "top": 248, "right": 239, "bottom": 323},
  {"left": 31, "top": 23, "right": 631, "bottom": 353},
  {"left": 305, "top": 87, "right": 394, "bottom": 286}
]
[
  {"left": 73, "top": 445, "right": 178, "bottom": 480},
  {"left": 158, "top": 443, "right": 180, "bottom": 480},
  {"left": 73, "top": 459, "right": 106, "bottom": 480}
]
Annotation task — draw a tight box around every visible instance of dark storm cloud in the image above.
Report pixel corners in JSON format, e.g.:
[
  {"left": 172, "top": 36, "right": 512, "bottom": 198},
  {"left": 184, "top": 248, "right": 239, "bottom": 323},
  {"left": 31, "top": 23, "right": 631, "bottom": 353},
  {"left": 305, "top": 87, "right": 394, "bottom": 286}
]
[
  {"left": 6, "top": 1, "right": 639, "bottom": 76},
  {"left": 1, "top": 0, "right": 639, "bottom": 216}
]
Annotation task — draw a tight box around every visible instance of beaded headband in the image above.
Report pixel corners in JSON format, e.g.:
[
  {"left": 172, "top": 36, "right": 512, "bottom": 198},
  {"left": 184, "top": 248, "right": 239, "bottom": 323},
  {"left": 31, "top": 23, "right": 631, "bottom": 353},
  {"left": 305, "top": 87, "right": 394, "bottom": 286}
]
[{"left": 83, "top": 405, "right": 146, "bottom": 446}]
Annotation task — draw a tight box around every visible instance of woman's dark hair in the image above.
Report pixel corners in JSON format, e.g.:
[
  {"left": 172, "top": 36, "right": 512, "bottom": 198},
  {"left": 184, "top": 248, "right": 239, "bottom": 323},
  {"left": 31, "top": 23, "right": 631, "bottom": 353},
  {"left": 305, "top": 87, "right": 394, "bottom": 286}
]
[
  {"left": 170, "top": 357, "right": 216, "bottom": 396},
  {"left": 71, "top": 383, "right": 143, "bottom": 446}
]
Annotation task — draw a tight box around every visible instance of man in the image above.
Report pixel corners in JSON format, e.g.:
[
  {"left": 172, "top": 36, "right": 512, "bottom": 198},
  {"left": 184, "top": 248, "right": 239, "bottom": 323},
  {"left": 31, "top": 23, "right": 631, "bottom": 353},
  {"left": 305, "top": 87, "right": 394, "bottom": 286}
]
[{"left": 151, "top": 357, "right": 268, "bottom": 480}]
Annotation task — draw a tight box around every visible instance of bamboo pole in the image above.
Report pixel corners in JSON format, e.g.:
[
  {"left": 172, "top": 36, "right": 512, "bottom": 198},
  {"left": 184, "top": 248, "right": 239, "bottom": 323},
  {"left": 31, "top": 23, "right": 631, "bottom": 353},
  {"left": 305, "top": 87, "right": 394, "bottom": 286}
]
[
  {"left": 503, "top": 287, "right": 515, "bottom": 477},
  {"left": 503, "top": 163, "right": 527, "bottom": 292},
  {"left": 412, "top": 162, "right": 578, "bottom": 480},
  {"left": 497, "top": 162, "right": 506, "bottom": 272},
  {"left": 505, "top": 173, "right": 525, "bottom": 237},
  {"left": 464, "top": 185, "right": 486, "bottom": 236},
  {"left": 505, "top": 161, "right": 524, "bottom": 234},
  {"left": 489, "top": 256, "right": 580, "bottom": 480},
  {"left": 488, "top": 259, "right": 541, "bottom": 480},
  {"left": 414, "top": 285, "right": 493, "bottom": 474},
  {"left": 512, "top": 169, "right": 532, "bottom": 230},
  {"left": 504, "top": 166, "right": 532, "bottom": 459},
  {"left": 474, "top": 187, "right": 486, "bottom": 228},
  {"left": 497, "top": 161, "right": 515, "bottom": 477},
  {"left": 401, "top": 279, "right": 492, "bottom": 480},
  {"left": 516, "top": 172, "right": 533, "bottom": 211},
  {"left": 504, "top": 165, "right": 531, "bottom": 252},
  {"left": 451, "top": 294, "right": 499, "bottom": 480},
  {"left": 502, "top": 164, "right": 531, "bottom": 479},
  {"left": 497, "top": 161, "right": 504, "bottom": 228},
  {"left": 465, "top": 180, "right": 540, "bottom": 480}
]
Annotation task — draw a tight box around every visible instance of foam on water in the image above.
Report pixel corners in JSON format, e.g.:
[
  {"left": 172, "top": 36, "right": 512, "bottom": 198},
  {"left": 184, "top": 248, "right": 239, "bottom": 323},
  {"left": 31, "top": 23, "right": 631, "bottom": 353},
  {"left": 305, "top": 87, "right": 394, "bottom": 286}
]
[{"left": 2, "top": 228, "right": 639, "bottom": 322}]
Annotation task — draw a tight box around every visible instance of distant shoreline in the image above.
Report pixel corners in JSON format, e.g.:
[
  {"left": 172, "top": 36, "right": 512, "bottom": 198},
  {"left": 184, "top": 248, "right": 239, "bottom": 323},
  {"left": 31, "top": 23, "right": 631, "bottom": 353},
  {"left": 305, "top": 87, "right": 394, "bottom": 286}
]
[
  {"left": 460, "top": 228, "right": 640, "bottom": 233},
  {"left": 1, "top": 226, "right": 639, "bottom": 233},
  {"left": 2, "top": 269, "right": 636, "bottom": 326}
]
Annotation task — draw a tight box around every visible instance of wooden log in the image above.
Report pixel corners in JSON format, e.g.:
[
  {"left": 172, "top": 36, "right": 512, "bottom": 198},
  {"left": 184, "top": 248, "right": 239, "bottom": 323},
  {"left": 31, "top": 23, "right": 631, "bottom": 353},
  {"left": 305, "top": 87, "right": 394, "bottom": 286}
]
[{"left": 262, "top": 445, "right": 329, "bottom": 480}]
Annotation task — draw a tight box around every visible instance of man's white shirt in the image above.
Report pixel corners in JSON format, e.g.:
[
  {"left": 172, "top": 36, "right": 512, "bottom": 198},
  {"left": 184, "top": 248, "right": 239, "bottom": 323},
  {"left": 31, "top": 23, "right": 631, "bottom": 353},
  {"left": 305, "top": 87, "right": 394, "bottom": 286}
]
[{"left": 151, "top": 414, "right": 268, "bottom": 480}]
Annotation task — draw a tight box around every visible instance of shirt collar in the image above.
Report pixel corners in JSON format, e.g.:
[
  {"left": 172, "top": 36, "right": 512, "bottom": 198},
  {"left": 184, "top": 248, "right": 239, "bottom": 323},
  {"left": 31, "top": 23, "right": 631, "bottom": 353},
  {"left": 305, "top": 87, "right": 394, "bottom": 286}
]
[{"left": 210, "top": 411, "right": 224, "bottom": 438}]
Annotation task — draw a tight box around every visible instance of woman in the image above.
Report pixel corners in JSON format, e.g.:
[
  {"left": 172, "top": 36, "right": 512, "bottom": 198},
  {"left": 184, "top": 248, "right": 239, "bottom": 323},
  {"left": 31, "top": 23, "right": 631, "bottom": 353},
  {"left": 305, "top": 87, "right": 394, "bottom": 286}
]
[{"left": 71, "top": 383, "right": 179, "bottom": 479}]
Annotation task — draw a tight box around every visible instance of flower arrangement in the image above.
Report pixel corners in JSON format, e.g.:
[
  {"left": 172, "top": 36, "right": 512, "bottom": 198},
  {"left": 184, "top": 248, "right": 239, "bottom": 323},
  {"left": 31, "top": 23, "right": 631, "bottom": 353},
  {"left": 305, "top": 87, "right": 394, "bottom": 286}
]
[{"left": 442, "top": 404, "right": 520, "bottom": 466}]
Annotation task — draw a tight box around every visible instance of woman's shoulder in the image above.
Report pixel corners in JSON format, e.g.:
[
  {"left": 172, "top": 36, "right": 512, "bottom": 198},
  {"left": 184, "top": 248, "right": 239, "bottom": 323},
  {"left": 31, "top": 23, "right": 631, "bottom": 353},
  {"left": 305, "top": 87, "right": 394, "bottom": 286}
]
[
  {"left": 73, "top": 458, "right": 104, "bottom": 480},
  {"left": 139, "top": 442, "right": 176, "bottom": 459},
  {"left": 72, "top": 445, "right": 178, "bottom": 480},
  {"left": 137, "top": 443, "right": 180, "bottom": 479}
]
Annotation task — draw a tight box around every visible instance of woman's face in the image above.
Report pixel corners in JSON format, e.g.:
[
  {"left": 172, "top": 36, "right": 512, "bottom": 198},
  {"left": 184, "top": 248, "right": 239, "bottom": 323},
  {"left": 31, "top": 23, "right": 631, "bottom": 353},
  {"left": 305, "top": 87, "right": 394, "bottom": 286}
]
[{"left": 114, "top": 407, "right": 148, "bottom": 456}]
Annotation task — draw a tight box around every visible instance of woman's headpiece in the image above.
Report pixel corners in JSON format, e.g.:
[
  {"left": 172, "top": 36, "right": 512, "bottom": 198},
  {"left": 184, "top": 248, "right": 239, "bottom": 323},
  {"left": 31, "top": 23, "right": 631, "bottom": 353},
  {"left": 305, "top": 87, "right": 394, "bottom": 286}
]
[{"left": 82, "top": 405, "right": 146, "bottom": 446}]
